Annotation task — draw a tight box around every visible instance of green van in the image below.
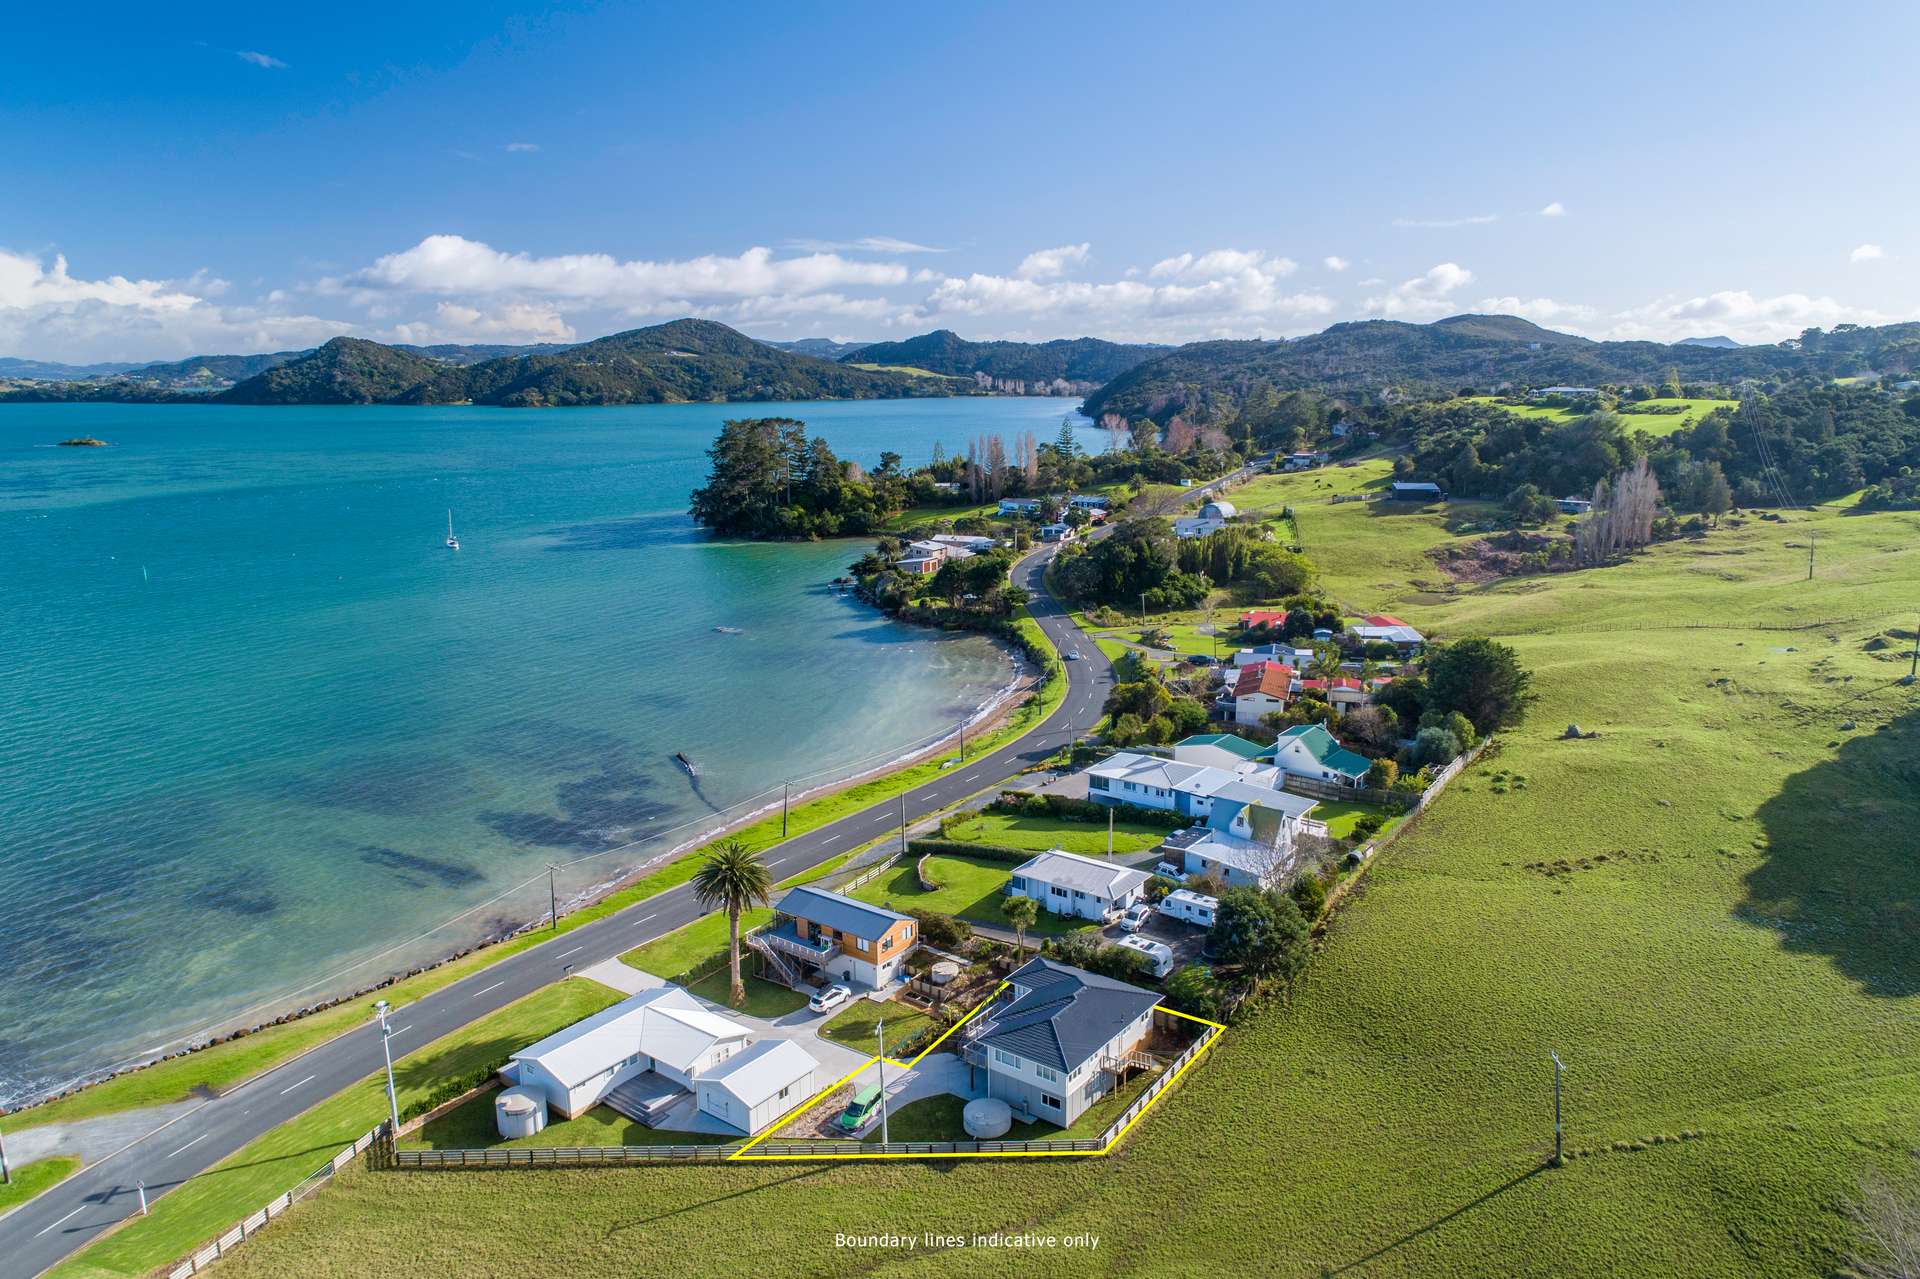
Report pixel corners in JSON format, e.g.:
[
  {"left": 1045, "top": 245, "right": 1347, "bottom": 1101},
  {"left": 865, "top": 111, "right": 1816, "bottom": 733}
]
[{"left": 835, "top": 1084, "right": 883, "bottom": 1134}]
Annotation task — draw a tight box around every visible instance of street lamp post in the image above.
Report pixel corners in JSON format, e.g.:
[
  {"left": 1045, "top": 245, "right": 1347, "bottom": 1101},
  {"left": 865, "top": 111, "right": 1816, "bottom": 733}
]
[
  {"left": 875, "top": 1019, "right": 891, "bottom": 1146},
  {"left": 374, "top": 1000, "right": 400, "bottom": 1136}
]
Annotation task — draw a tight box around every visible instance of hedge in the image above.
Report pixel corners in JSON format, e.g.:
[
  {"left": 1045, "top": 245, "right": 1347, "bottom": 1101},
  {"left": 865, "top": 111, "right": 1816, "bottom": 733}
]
[
  {"left": 907, "top": 839, "right": 1034, "bottom": 865},
  {"left": 984, "top": 790, "right": 1189, "bottom": 830}
]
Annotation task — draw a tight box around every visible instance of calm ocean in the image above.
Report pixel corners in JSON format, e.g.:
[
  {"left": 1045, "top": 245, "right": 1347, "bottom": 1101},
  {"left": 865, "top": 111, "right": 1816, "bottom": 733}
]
[{"left": 0, "top": 396, "right": 1099, "bottom": 1106}]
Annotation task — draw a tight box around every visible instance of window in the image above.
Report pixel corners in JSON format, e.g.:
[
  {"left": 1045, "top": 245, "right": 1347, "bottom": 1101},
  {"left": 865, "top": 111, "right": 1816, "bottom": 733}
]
[
  {"left": 1010, "top": 876, "right": 1026, "bottom": 891},
  {"left": 1072, "top": 889, "right": 1086, "bottom": 900},
  {"left": 1089, "top": 775, "right": 1110, "bottom": 792},
  {"left": 1050, "top": 885, "right": 1068, "bottom": 898},
  {"left": 778, "top": 1084, "right": 791, "bottom": 1100},
  {"left": 1040, "top": 1093, "right": 1062, "bottom": 1110},
  {"left": 1035, "top": 1063, "right": 1060, "bottom": 1084},
  {"left": 994, "top": 1048, "right": 1021, "bottom": 1070}
]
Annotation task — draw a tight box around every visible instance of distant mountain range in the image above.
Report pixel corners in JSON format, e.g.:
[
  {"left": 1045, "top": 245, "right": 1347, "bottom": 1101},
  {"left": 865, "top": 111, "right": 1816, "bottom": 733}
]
[
  {"left": 1083, "top": 314, "right": 1920, "bottom": 420},
  {"left": 836, "top": 329, "right": 1165, "bottom": 386},
  {"left": 6, "top": 315, "right": 1917, "bottom": 411}
]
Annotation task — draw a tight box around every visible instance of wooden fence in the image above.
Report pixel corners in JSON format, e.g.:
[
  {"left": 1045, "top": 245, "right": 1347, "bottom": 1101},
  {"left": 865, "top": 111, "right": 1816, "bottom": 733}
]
[
  {"left": 833, "top": 850, "right": 905, "bottom": 894},
  {"left": 165, "top": 1124, "right": 385, "bottom": 1279},
  {"left": 393, "top": 1135, "right": 1104, "bottom": 1167}
]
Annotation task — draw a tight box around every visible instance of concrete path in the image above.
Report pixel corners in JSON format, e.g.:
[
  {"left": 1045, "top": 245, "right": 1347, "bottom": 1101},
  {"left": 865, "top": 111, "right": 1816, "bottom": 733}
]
[
  {"left": 846, "top": 1050, "right": 974, "bottom": 1111},
  {"left": 576, "top": 957, "right": 664, "bottom": 996},
  {"left": 3, "top": 1100, "right": 204, "bottom": 1168}
]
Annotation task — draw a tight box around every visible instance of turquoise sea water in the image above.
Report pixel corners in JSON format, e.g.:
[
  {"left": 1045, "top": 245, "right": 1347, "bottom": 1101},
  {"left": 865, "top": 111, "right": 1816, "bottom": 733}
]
[{"left": 0, "top": 396, "right": 1098, "bottom": 1105}]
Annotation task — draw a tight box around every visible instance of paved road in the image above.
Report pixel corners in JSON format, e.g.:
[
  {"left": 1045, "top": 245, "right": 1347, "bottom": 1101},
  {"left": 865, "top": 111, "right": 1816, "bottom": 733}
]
[{"left": 1, "top": 541, "right": 1117, "bottom": 1278}]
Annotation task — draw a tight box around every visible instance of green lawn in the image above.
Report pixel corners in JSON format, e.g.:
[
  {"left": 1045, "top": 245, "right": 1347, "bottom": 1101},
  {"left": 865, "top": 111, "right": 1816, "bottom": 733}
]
[
  {"left": 816, "top": 996, "right": 935, "bottom": 1054},
  {"left": 679, "top": 968, "right": 808, "bottom": 1018},
  {"left": 619, "top": 909, "right": 775, "bottom": 982},
  {"left": 1459, "top": 394, "right": 1737, "bottom": 439},
  {"left": 849, "top": 853, "right": 1094, "bottom": 936},
  {"left": 940, "top": 811, "right": 1169, "bottom": 857},
  {"left": 0, "top": 1155, "right": 80, "bottom": 1215},
  {"left": 1309, "top": 798, "right": 1403, "bottom": 841},
  {"left": 150, "top": 502, "right": 1920, "bottom": 1279},
  {"left": 406, "top": 1092, "right": 726, "bottom": 1150},
  {"left": 47, "top": 979, "right": 627, "bottom": 1279},
  {"left": 847, "top": 362, "right": 966, "bottom": 381}
]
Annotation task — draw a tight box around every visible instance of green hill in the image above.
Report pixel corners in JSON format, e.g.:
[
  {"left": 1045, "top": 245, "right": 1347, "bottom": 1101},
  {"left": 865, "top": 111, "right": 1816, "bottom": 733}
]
[
  {"left": 1083, "top": 315, "right": 1920, "bottom": 420},
  {"left": 842, "top": 329, "right": 1163, "bottom": 385},
  {"left": 216, "top": 320, "right": 958, "bottom": 407}
]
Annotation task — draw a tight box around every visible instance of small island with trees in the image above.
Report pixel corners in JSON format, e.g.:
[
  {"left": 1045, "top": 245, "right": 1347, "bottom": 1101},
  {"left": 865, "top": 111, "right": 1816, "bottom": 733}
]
[{"left": 56, "top": 436, "right": 109, "bottom": 447}]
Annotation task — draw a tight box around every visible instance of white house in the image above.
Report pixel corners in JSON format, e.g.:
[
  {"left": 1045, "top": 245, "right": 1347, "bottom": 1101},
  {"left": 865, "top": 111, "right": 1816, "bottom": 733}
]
[
  {"left": 1233, "top": 642, "right": 1315, "bottom": 669},
  {"left": 1161, "top": 782, "right": 1320, "bottom": 890},
  {"left": 1038, "top": 522, "right": 1075, "bottom": 542},
  {"left": 694, "top": 1038, "right": 818, "bottom": 1135},
  {"left": 1008, "top": 849, "right": 1151, "bottom": 922},
  {"left": 1281, "top": 451, "right": 1329, "bottom": 472},
  {"left": 1085, "top": 749, "right": 1299, "bottom": 821},
  {"left": 1531, "top": 386, "right": 1601, "bottom": 399},
  {"left": 1556, "top": 497, "right": 1593, "bottom": 515},
  {"left": 962, "top": 958, "right": 1161, "bottom": 1127},
  {"left": 1159, "top": 888, "right": 1219, "bottom": 928},
  {"left": 930, "top": 533, "right": 996, "bottom": 552},
  {"left": 1216, "top": 661, "right": 1294, "bottom": 726},
  {"left": 1066, "top": 493, "right": 1110, "bottom": 510},
  {"left": 1349, "top": 614, "right": 1425, "bottom": 653},
  {"left": 997, "top": 497, "right": 1042, "bottom": 514},
  {"left": 1263, "top": 723, "right": 1372, "bottom": 789},
  {"left": 505, "top": 987, "right": 750, "bottom": 1119},
  {"left": 1173, "top": 498, "right": 1237, "bottom": 538}
]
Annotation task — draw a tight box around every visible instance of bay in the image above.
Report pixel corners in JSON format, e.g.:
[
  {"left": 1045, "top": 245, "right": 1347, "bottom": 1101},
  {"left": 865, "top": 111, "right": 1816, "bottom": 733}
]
[{"left": 0, "top": 396, "right": 1099, "bottom": 1105}]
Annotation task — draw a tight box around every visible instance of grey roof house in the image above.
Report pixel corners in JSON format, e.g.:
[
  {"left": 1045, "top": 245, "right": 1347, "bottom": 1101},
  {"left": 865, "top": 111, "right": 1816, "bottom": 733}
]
[{"left": 962, "top": 957, "right": 1161, "bottom": 1127}]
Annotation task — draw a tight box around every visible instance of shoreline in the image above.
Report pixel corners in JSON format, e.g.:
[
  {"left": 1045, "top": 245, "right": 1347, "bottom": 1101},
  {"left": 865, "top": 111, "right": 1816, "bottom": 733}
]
[{"left": 6, "top": 621, "right": 1038, "bottom": 1115}]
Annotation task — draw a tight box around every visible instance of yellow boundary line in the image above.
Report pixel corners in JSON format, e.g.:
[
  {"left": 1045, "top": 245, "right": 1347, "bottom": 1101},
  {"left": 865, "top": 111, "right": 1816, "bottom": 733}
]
[{"left": 727, "top": 996, "right": 1224, "bottom": 1162}]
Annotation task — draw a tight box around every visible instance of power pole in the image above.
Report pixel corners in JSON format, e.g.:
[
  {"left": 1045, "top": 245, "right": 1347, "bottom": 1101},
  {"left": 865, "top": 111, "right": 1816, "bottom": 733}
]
[
  {"left": 1906, "top": 610, "right": 1919, "bottom": 685},
  {"left": 782, "top": 781, "right": 790, "bottom": 838},
  {"left": 375, "top": 1001, "right": 401, "bottom": 1137},
  {"left": 0, "top": 1119, "right": 10, "bottom": 1183},
  {"left": 1139, "top": 592, "right": 1148, "bottom": 630},
  {"left": 899, "top": 794, "right": 908, "bottom": 855},
  {"left": 959, "top": 717, "right": 967, "bottom": 761},
  {"left": 1807, "top": 526, "right": 1815, "bottom": 581},
  {"left": 875, "top": 1019, "right": 891, "bottom": 1145},
  {"left": 1550, "top": 1051, "right": 1565, "bottom": 1167},
  {"left": 547, "top": 863, "right": 559, "bottom": 931}
]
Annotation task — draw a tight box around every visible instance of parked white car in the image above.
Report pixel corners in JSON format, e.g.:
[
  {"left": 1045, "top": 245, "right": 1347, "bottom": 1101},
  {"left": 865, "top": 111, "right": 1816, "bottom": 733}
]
[
  {"left": 1118, "top": 901, "right": 1155, "bottom": 933},
  {"left": 1153, "top": 861, "right": 1184, "bottom": 881},
  {"left": 808, "top": 983, "right": 852, "bottom": 1014}
]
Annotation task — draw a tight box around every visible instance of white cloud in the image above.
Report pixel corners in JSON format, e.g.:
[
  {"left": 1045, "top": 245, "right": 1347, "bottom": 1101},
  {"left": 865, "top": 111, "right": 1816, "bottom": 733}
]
[
  {"left": 1601, "top": 290, "right": 1890, "bottom": 344},
  {"left": 1392, "top": 214, "right": 1497, "bottom": 229},
  {"left": 785, "top": 236, "right": 947, "bottom": 254},
  {"left": 389, "top": 302, "right": 577, "bottom": 345},
  {"left": 1323, "top": 256, "right": 1350, "bottom": 272},
  {"left": 1364, "top": 263, "right": 1474, "bottom": 318},
  {"left": 235, "top": 50, "right": 286, "bottom": 69},
  {"left": 1540, "top": 201, "right": 1567, "bottom": 217},
  {"left": 1476, "top": 295, "right": 1599, "bottom": 327},
  {"left": 1016, "top": 243, "right": 1091, "bottom": 281},
  {"left": 503, "top": 142, "right": 540, "bottom": 153},
  {"left": 1149, "top": 249, "right": 1295, "bottom": 281},
  {"left": 0, "top": 248, "right": 346, "bottom": 362},
  {"left": 343, "top": 235, "right": 909, "bottom": 305},
  {"left": 1850, "top": 243, "right": 1884, "bottom": 263}
]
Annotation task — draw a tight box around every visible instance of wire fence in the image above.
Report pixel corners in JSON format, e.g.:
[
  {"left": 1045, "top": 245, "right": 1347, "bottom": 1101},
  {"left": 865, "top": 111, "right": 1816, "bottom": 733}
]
[{"left": 165, "top": 1124, "right": 384, "bottom": 1279}]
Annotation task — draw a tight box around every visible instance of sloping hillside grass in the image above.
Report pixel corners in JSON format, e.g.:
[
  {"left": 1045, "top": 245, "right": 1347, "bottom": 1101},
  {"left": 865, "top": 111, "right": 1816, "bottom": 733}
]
[
  {"left": 184, "top": 503, "right": 1920, "bottom": 1279},
  {"left": 1461, "top": 394, "right": 1737, "bottom": 438}
]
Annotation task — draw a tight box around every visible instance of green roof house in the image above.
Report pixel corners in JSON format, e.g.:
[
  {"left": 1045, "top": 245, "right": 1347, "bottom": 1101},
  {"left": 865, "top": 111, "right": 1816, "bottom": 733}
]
[
  {"left": 1260, "top": 724, "right": 1372, "bottom": 788},
  {"left": 1171, "top": 732, "right": 1268, "bottom": 769}
]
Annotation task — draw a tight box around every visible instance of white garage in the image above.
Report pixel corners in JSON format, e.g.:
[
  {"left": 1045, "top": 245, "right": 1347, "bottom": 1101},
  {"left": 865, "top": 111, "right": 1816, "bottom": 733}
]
[{"left": 694, "top": 1039, "right": 819, "bottom": 1136}]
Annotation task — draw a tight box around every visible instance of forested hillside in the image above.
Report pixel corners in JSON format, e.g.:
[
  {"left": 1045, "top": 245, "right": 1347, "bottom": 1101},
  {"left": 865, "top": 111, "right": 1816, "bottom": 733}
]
[{"left": 846, "top": 329, "right": 1162, "bottom": 385}]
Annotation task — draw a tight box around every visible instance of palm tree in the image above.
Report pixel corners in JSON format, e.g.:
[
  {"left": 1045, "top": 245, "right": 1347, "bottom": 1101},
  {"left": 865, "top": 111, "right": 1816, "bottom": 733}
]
[
  {"left": 692, "top": 840, "right": 772, "bottom": 1007},
  {"left": 1004, "top": 895, "right": 1039, "bottom": 957},
  {"left": 1310, "top": 644, "right": 1343, "bottom": 682}
]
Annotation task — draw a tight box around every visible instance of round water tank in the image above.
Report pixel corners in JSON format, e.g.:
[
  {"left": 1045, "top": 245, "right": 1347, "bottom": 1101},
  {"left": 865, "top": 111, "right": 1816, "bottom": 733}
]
[
  {"left": 963, "top": 1096, "right": 1013, "bottom": 1139},
  {"left": 929, "top": 960, "right": 961, "bottom": 986},
  {"left": 495, "top": 1085, "right": 548, "bottom": 1140}
]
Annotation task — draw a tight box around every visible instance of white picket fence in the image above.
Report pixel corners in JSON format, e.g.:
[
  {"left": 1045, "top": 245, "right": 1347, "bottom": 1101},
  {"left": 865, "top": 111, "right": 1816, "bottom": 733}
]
[{"left": 166, "top": 1125, "right": 384, "bottom": 1279}]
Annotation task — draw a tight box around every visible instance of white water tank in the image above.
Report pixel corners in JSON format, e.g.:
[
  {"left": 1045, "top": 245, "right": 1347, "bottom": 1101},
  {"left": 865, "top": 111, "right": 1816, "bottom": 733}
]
[
  {"left": 495, "top": 1085, "right": 548, "bottom": 1139},
  {"left": 963, "top": 1096, "right": 1012, "bottom": 1139}
]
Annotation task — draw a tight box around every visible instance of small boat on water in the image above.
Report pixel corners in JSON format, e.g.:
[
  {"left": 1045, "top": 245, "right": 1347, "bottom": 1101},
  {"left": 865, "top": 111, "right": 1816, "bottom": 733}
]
[
  {"left": 445, "top": 510, "right": 460, "bottom": 551},
  {"left": 673, "top": 751, "right": 699, "bottom": 777},
  {"left": 713, "top": 626, "right": 744, "bottom": 635}
]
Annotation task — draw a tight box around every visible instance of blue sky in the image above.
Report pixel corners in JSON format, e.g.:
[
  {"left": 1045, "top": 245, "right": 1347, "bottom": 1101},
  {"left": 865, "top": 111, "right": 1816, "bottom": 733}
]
[{"left": 4, "top": 0, "right": 1917, "bottom": 361}]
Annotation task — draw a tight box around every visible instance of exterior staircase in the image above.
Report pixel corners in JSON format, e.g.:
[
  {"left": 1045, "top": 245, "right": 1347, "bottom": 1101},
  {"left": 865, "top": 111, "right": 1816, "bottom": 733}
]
[{"left": 744, "top": 927, "right": 805, "bottom": 989}]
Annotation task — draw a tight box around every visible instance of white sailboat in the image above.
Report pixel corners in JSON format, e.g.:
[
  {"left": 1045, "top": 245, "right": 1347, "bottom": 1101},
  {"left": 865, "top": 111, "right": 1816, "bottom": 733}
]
[{"left": 445, "top": 510, "right": 460, "bottom": 551}]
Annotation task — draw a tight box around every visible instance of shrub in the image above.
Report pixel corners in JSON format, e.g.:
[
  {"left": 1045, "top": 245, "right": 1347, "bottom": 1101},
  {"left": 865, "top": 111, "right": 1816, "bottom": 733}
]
[
  {"left": 1350, "top": 813, "right": 1387, "bottom": 841},
  {"left": 909, "top": 909, "right": 972, "bottom": 950},
  {"left": 1366, "top": 757, "right": 1399, "bottom": 790},
  {"left": 1162, "top": 964, "right": 1226, "bottom": 1020},
  {"left": 1146, "top": 874, "right": 1178, "bottom": 901},
  {"left": 1412, "top": 726, "right": 1462, "bottom": 768},
  {"left": 1290, "top": 873, "right": 1327, "bottom": 919}
]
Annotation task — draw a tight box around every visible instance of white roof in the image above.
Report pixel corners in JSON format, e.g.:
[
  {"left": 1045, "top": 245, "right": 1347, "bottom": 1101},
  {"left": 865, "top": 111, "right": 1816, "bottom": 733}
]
[
  {"left": 510, "top": 987, "right": 747, "bottom": 1087},
  {"left": 1088, "top": 752, "right": 1298, "bottom": 804},
  {"left": 1199, "top": 499, "right": 1236, "bottom": 518},
  {"left": 699, "top": 1038, "right": 817, "bottom": 1108},
  {"left": 1352, "top": 623, "right": 1424, "bottom": 645},
  {"left": 1116, "top": 935, "right": 1173, "bottom": 960},
  {"left": 1179, "top": 828, "right": 1296, "bottom": 881},
  {"left": 1013, "top": 848, "right": 1151, "bottom": 899}
]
